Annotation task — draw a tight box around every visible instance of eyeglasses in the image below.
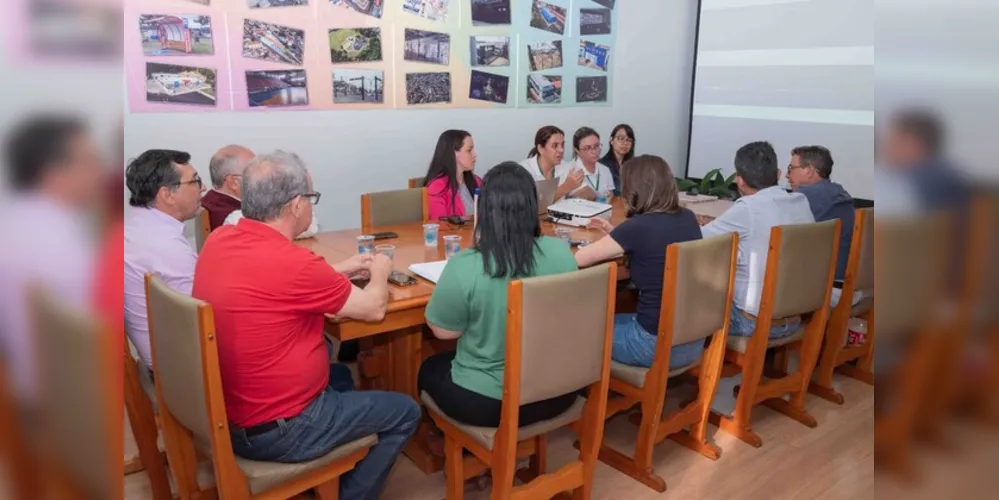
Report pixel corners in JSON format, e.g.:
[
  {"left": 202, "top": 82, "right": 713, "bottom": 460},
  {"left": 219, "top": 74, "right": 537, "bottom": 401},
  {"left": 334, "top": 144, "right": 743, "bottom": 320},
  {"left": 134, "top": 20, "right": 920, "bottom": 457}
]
[
  {"left": 579, "top": 145, "right": 602, "bottom": 153},
  {"left": 301, "top": 192, "right": 322, "bottom": 205},
  {"left": 786, "top": 164, "right": 811, "bottom": 172},
  {"left": 613, "top": 136, "right": 634, "bottom": 144},
  {"left": 175, "top": 177, "right": 203, "bottom": 189}
]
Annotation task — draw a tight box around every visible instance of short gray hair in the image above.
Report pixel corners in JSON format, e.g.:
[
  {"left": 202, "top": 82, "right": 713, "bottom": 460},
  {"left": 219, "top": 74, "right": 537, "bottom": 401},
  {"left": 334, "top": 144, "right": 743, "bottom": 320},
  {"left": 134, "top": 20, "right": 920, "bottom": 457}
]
[
  {"left": 208, "top": 146, "right": 248, "bottom": 188},
  {"left": 241, "top": 151, "right": 310, "bottom": 222}
]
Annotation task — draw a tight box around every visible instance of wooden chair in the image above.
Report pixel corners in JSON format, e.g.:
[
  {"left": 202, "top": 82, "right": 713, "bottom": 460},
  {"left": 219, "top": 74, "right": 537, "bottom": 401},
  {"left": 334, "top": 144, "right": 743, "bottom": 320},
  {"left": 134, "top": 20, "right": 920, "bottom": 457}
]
[
  {"left": 964, "top": 193, "right": 999, "bottom": 422},
  {"left": 145, "top": 274, "right": 376, "bottom": 499},
  {"left": 123, "top": 339, "right": 173, "bottom": 499},
  {"left": 872, "top": 214, "right": 950, "bottom": 476},
  {"left": 408, "top": 176, "right": 425, "bottom": 189},
  {"left": 30, "top": 287, "right": 121, "bottom": 499},
  {"left": 809, "top": 208, "right": 875, "bottom": 403},
  {"left": 423, "top": 263, "right": 618, "bottom": 500},
  {"left": 710, "top": 220, "right": 841, "bottom": 447},
  {"left": 596, "top": 234, "right": 737, "bottom": 492},
  {"left": 0, "top": 358, "right": 41, "bottom": 500},
  {"left": 195, "top": 208, "right": 211, "bottom": 253},
  {"left": 360, "top": 187, "right": 429, "bottom": 233}
]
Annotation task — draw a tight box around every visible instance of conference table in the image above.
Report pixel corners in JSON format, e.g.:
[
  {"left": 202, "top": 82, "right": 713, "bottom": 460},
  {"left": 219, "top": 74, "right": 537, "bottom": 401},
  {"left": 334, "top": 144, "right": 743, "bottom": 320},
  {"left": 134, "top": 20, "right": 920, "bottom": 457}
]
[{"left": 297, "top": 196, "right": 733, "bottom": 474}]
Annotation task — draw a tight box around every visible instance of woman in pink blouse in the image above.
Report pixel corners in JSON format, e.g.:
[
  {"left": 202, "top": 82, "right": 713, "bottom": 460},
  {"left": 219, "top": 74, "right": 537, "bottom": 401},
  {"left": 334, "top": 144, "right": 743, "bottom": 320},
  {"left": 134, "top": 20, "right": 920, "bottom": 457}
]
[{"left": 422, "top": 130, "right": 482, "bottom": 221}]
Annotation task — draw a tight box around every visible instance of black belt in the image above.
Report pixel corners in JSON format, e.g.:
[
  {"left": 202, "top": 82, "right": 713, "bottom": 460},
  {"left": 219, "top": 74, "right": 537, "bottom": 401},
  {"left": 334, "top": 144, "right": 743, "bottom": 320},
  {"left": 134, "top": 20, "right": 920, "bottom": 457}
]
[{"left": 238, "top": 420, "right": 280, "bottom": 437}]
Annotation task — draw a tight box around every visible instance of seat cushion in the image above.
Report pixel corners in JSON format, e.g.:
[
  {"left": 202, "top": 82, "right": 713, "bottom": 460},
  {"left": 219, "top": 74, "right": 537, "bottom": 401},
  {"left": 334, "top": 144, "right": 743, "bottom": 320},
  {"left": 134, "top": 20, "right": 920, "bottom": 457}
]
[
  {"left": 610, "top": 360, "right": 700, "bottom": 388},
  {"left": 421, "top": 392, "right": 585, "bottom": 450},
  {"left": 196, "top": 434, "right": 377, "bottom": 495},
  {"left": 727, "top": 326, "right": 806, "bottom": 354}
]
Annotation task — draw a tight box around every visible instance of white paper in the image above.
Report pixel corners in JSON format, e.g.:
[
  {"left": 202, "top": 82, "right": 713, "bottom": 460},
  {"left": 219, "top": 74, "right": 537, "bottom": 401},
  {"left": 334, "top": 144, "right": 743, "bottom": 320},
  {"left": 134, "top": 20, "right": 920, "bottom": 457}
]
[{"left": 408, "top": 260, "right": 449, "bottom": 284}]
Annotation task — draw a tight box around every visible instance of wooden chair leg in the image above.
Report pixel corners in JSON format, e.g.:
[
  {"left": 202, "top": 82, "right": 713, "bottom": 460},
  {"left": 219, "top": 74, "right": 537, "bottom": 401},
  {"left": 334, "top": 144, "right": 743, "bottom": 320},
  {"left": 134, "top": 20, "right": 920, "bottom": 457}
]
[
  {"left": 592, "top": 396, "right": 668, "bottom": 492},
  {"left": 124, "top": 378, "right": 172, "bottom": 500},
  {"left": 444, "top": 435, "right": 464, "bottom": 500},
  {"left": 713, "top": 352, "right": 765, "bottom": 448},
  {"left": 314, "top": 478, "right": 339, "bottom": 500},
  {"left": 529, "top": 435, "right": 547, "bottom": 477}
]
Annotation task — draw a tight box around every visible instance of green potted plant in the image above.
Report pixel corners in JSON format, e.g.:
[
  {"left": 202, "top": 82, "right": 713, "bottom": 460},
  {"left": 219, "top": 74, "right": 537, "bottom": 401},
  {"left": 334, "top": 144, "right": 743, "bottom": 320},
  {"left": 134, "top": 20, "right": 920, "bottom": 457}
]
[{"left": 676, "top": 168, "right": 738, "bottom": 200}]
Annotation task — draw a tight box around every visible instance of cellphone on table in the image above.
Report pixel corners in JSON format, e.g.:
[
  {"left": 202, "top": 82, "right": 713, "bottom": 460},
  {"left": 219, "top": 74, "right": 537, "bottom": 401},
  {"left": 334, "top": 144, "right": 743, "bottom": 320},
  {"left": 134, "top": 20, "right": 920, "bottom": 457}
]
[
  {"left": 372, "top": 232, "right": 398, "bottom": 240},
  {"left": 388, "top": 271, "right": 418, "bottom": 287}
]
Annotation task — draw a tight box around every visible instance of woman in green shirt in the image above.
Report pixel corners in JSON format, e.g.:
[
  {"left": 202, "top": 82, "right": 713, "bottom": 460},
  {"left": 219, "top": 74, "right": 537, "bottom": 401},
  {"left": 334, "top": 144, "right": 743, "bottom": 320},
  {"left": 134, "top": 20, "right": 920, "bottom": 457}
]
[{"left": 418, "top": 162, "right": 580, "bottom": 427}]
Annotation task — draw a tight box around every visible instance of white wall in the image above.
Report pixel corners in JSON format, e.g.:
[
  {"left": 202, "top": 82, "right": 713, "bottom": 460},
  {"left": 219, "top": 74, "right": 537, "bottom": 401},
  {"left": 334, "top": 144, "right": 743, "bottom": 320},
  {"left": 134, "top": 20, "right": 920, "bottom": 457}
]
[{"left": 123, "top": 1, "right": 699, "bottom": 233}]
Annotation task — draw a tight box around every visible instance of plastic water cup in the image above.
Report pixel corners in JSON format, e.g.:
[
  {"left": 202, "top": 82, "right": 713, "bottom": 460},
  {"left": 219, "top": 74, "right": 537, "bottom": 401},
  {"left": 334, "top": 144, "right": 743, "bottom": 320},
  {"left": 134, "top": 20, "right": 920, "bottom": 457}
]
[
  {"left": 555, "top": 227, "right": 573, "bottom": 243},
  {"left": 444, "top": 235, "right": 462, "bottom": 259},
  {"left": 375, "top": 244, "right": 395, "bottom": 261},
  {"left": 423, "top": 223, "right": 440, "bottom": 247},
  {"left": 596, "top": 194, "right": 608, "bottom": 204},
  {"left": 357, "top": 235, "right": 375, "bottom": 255}
]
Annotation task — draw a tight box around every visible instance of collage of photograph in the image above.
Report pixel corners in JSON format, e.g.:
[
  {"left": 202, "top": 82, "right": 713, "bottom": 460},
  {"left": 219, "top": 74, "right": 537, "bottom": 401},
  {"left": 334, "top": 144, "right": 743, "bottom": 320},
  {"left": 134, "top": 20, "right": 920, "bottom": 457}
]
[
  {"left": 134, "top": 0, "right": 615, "bottom": 110},
  {"left": 138, "top": 9, "right": 218, "bottom": 108}
]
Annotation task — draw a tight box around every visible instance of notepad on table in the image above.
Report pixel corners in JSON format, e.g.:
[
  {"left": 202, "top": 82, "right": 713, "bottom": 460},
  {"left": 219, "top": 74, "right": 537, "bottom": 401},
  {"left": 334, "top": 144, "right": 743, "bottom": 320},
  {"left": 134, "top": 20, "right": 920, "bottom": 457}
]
[{"left": 408, "top": 260, "right": 449, "bottom": 284}]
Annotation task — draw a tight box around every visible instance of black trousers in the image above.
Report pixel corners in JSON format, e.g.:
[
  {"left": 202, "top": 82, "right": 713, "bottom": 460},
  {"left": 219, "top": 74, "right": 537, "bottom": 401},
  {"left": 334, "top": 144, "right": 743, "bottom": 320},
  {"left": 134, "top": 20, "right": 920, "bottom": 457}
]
[{"left": 417, "top": 351, "right": 577, "bottom": 428}]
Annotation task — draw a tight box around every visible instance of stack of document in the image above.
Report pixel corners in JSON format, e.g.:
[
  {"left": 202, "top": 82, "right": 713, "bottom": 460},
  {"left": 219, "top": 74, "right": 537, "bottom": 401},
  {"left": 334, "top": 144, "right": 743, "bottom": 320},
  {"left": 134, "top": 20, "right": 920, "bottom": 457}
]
[
  {"left": 679, "top": 193, "right": 719, "bottom": 204},
  {"left": 408, "top": 260, "right": 449, "bottom": 284}
]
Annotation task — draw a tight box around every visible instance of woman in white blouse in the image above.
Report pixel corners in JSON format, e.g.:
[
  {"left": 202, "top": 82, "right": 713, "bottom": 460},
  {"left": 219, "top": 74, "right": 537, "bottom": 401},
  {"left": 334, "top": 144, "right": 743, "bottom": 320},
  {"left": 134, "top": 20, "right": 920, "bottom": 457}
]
[
  {"left": 519, "top": 125, "right": 582, "bottom": 202},
  {"left": 566, "top": 126, "right": 615, "bottom": 202}
]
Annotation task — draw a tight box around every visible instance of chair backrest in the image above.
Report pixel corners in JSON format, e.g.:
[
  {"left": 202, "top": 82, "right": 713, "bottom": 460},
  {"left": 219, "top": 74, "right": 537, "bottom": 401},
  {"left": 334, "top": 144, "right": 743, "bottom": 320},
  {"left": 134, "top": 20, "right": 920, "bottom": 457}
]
[
  {"left": 769, "top": 220, "right": 841, "bottom": 319},
  {"left": 876, "top": 214, "right": 949, "bottom": 339},
  {"left": 852, "top": 208, "right": 875, "bottom": 294},
  {"left": 975, "top": 195, "right": 999, "bottom": 329},
  {"left": 145, "top": 274, "right": 214, "bottom": 447},
  {"left": 195, "top": 209, "right": 211, "bottom": 253},
  {"left": 664, "top": 233, "right": 738, "bottom": 346},
  {"left": 408, "top": 176, "right": 425, "bottom": 189},
  {"left": 361, "top": 187, "right": 428, "bottom": 232},
  {"left": 512, "top": 264, "right": 616, "bottom": 406},
  {"left": 31, "top": 288, "right": 116, "bottom": 499}
]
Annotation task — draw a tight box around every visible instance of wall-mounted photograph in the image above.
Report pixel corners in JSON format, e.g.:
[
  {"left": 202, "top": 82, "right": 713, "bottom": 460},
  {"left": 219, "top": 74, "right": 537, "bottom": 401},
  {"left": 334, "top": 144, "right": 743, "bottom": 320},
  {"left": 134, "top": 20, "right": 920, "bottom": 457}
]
[
  {"left": 243, "top": 19, "right": 305, "bottom": 66},
  {"left": 246, "top": 69, "right": 309, "bottom": 107},
  {"left": 329, "top": 27, "right": 382, "bottom": 63},
  {"left": 139, "top": 14, "right": 213, "bottom": 56},
  {"left": 146, "top": 62, "right": 217, "bottom": 106}
]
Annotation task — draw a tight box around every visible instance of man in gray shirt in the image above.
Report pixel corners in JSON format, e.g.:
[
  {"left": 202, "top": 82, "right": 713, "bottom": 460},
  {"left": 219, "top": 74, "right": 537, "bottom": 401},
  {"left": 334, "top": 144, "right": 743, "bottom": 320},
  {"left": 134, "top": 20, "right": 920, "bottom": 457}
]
[{"left": 786, "top": 146, "right": 855, "bottom": 285}]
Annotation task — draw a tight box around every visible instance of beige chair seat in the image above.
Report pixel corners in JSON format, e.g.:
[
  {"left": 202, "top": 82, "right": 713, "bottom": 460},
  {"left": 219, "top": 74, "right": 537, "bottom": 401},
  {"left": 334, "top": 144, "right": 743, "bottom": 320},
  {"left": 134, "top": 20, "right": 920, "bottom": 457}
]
[
  {"left": 196, "top": 435, "right": 377, "bottom": 495},
  {"left": 421, "top": 392, "right": 585, "bottom": 451},
  {"left": 610, "top": 360, "right": 700, "bottom": 388},
  {"left": 727, "top": 325, "right": 806, "bottom": 354}
]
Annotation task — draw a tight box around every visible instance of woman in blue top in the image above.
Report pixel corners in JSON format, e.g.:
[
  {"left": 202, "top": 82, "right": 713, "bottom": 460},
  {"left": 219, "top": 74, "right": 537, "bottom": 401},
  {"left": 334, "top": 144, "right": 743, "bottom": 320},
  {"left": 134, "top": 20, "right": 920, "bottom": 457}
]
[{"left": 574, "top": 155, "right": 704, "bottom": 369}]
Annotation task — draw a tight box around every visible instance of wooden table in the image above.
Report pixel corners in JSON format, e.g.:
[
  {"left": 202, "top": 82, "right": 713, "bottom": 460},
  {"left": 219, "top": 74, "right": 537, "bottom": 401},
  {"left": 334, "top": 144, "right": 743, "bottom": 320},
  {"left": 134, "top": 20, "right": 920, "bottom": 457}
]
[{"left": 296, "top": 198, "right": 732, "bottom": 474}]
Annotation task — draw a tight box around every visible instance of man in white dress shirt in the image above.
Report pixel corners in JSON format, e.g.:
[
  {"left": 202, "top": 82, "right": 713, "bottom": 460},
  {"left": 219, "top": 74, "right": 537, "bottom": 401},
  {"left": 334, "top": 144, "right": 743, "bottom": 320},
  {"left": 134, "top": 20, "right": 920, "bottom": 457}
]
[
  {"left": 701, "top": 141, "right": 815, "bottom": 339},
  {"left": 123, "top": 149, "right": 205, "bottom": 369},
  {"left": 0, "top": 115, "right": 103, "bottom": 403}
]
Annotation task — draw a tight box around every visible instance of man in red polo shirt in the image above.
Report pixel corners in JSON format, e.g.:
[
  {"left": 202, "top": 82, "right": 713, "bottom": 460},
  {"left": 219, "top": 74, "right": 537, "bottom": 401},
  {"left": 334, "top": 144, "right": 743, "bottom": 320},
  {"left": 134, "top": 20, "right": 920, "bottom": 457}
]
[{"left": 193, "top": 151, "right": 419, "bottom": 500}]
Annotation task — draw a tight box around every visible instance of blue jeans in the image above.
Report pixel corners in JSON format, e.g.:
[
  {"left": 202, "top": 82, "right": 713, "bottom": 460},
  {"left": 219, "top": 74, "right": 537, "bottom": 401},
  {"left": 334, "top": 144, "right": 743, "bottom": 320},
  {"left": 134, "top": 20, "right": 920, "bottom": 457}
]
[
  {"left": 611, "top": 314, "right": 704, "bottom": 369},
  {"left": 728, "top": 306, "right": 802, "bottom": 339},
  {"left": 230, "top": 371, "right": 421, "bottom": 500}
]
